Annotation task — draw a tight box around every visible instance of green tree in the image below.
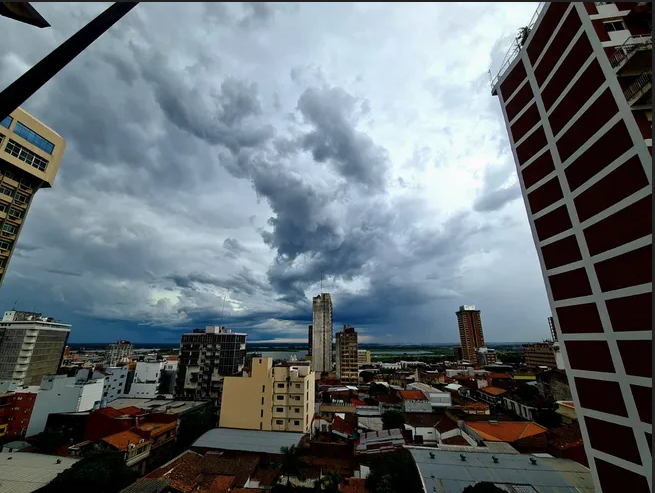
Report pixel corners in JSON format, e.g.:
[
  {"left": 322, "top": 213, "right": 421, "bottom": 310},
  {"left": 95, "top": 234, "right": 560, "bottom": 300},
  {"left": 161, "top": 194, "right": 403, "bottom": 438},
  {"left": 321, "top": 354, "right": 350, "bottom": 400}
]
[
  {"left": 381, "top": 409, "right": 405, "bottom": 430},
  {"left": 313, "top": 470, "right": 342, "bottom": 492},
  {"left": 31, "top": 429, "right": 69, "bottom": 454},
  {"left": 38, "top": 449, "right": 139, "bottom": 493},
  {"left": 462, "top": 482, "right": 506, "bottom": 493},
  {"left": 365, "top": 451, "right": 422, "bottom": 493},
  {"left": 275, "top": 444, "right": 305, "bottom": 491},
  {"left": 176, "top": 403, "right": 217, "bottom": 450}
]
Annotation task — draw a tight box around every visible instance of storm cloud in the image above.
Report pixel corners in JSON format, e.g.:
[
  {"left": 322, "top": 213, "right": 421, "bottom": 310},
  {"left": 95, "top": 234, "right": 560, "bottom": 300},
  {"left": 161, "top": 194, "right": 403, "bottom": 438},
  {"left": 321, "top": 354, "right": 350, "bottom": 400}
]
[{"left": 0, "top": 2, "right": 552, "bottom": 344}]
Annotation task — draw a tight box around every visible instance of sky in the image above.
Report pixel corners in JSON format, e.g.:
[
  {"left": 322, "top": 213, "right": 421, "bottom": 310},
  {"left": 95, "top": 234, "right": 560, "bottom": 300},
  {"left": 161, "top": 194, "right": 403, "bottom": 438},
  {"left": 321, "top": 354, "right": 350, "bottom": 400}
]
[{"left": 0, "top": 2, "right": 554, "bottom": 344}]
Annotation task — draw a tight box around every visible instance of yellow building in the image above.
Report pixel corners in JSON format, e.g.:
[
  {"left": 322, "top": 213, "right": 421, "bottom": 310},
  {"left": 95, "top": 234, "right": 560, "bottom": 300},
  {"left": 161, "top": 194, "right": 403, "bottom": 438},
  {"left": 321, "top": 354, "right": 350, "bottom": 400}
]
[
  {"left": 219, "top": 357, "right": 315, "bottom": 433},
  {"left": 336, "top": 325, "right": 358, "bottom": 384},
  {"left": 357, "top": 349, "right": 371, "bottom": 365},
  {"left": 0, "top": 109, "right": 65, "bottom": 285}
]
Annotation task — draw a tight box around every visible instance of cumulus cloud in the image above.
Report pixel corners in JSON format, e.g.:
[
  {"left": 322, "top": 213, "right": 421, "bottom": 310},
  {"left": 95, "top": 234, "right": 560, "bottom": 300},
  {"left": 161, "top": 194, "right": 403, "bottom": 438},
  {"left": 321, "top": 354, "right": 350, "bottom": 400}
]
[{"left": 0, "top": 2, "right": 551, "bottom": 343}]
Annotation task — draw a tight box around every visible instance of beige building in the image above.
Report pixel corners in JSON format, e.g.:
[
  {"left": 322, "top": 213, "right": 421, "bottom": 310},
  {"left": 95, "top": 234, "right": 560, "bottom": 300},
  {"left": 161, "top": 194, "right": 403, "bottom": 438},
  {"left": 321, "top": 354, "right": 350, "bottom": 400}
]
[
  {"left": 219, "top": 357, "right": 315, "bottom": 433},
  {"left": 0, "top": 109, "right": 65, "bottom": 286},
  {"left": 336, "top": 325, "right": 358, "bottom": 384},
  {"left": 357, "top": 349, "right": 371, "bottom": 366},
  {"left": 523, "top": 342, "right": 558, "bottom": 370}
]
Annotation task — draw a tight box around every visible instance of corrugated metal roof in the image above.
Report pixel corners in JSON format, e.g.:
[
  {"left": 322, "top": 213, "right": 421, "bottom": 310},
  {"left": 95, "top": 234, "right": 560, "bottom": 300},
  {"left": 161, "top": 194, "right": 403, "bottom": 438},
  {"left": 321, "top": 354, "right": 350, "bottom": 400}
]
[
  {"left": 408, "top": 448, "right": 594, "bottom": 493},
  {"left": 0, "top": 452, "right": 79, "bottom": 493},
  {"left": 192, "top": 428, "right": 305, "bottom": 454}
]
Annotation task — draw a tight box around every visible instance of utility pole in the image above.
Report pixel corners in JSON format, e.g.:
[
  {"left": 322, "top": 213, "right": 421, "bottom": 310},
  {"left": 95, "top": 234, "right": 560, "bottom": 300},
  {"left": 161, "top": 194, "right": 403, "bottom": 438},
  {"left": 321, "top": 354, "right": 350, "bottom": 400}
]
[{"left": 0, "top": 2, "right": 138, "bottom": 120}]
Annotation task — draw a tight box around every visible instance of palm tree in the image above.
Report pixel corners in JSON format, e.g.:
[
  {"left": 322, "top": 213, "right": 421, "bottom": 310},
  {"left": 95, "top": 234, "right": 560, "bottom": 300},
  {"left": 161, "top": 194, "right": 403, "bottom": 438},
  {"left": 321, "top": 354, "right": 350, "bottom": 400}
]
[
  {"left": 275, "top": 445, "right": 305, "bottom": 490},
  {"left": 313, "top": 470, "right": 343, "bottom": 493}
]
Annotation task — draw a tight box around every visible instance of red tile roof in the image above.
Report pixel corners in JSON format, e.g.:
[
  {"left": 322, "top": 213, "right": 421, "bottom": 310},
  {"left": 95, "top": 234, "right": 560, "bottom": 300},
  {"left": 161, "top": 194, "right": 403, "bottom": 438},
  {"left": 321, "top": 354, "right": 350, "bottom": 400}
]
[
  {"left": 441, "top": 435, "right": 471, "bottom": 446},
  {"left": 489, "top": 372, "right": 511, "bottom": 380},
  {"left": 209, "top": 475, "right": 235, "bottom": 491},
  {"left": 167, "top": 356, "right": 179, "bottom": 361},
  {"left": 102, "top": 430, "right": 150, "bottom": 451},
  {"left": 398, "top": 390, "right": 427, "bottom": 401},
  {"left": 117, "top": 406, "right": 144, "bottom": 416},
  {"left": 464, "top": 402, "right": 489, "bottom": 409},
  {"left": 351, "top": 398, "right": 368, "bottom": 407},
  {"left": 465, "top": 421, "right": 548, "bottom": 442},
  {"left": 332, "top": 415, "right": 355, "bottom": 437},
  {"left": 479, "top": 386, "right": 506, "bottom": 396}
]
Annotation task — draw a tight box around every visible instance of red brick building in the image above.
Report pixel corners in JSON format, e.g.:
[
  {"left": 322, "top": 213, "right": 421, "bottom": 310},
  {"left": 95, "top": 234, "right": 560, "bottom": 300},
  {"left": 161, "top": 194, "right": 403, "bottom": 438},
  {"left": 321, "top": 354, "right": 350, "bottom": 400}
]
[
  {"left": 491, "top": 3, "right": 651, "bottom": 492},
  {"left": 0, "top": 390, "right": 37, "bottom": 438}
]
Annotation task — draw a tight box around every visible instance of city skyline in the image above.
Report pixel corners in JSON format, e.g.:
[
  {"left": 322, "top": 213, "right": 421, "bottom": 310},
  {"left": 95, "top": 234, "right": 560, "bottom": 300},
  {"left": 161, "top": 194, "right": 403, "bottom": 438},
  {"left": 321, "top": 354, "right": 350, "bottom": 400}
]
[{"left": 1, "top": 2, "right": 560, "bottom": 344}]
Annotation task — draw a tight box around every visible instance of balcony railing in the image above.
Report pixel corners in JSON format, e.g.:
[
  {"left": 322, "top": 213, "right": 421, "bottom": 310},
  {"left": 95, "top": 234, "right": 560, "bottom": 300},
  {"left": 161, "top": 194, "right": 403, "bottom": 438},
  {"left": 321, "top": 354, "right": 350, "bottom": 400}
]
[
  {"left": 624, "top": 71, "right": 652, "bottom": 104},
  {"left": 609, "top": 34, "right": 653, "bottom": 69},
  {"left": 490, "top": 2, "right": 546, "bottom": 92}
]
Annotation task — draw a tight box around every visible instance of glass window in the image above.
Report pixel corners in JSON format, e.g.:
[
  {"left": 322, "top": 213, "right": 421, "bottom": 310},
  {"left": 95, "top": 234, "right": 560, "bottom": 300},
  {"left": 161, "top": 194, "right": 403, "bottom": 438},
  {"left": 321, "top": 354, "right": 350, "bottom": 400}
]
[
  {"left": 13, "top": 122, "right": 54, "bottom": 154},
  {"left": 4, "top": 140, "right": 48, "bottom": 172},
  {"left": 294, "top": 420, "right": 300, "bottom": 426},
  {"left": 604, "top": 20, "right": 626, "bottom": 32},
  {"left": 0, "top": 116, "right": 12, "bottom": 129},
  {"left": 8, "top": 208, "right": 22, "bottom": 219},
  {"left": 276, "top": 420, "right": 283, "bottom": 425},
  {"left": 276, "top": 395, "right": 283, "bottom": 400},
  {"left": 276, "top": 407, "right": 283, "bottom": 412},
  {"left": 277, "top": 383, "right": 285, "bottom": 388},
  {"left": 0, "top": 185, "right": 12, "bottom": 197},
  {"left": 2, "top": 224, "right": 16, "bottom": 234}
]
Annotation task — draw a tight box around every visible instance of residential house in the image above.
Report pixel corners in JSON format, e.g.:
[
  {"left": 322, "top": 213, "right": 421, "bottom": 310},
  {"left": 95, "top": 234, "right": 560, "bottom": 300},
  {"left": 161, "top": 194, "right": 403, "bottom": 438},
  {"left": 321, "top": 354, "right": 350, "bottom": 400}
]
[
  {"left": 355, "top": 429, "right": 406, "bottom": 456},
  {"left": 406, "top": 382, "right": 452, "bottom": 408},
  {"left": 463, "top": 420, "right": 548, "bottom": 452},
  {"left": 102, "top": 430, "right": 152, "bottom": 474},
  {"left": 398, "top": 390, "right": 432, "bottom": 413},
  {"left": 476, "top": 386, "right": 506, "bottom": 406}
]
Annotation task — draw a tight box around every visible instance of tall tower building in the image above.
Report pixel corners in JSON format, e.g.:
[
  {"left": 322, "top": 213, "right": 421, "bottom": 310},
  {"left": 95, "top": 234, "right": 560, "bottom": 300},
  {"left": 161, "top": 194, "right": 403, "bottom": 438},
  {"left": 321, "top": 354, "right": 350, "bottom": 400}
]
[
  {"left": 491, "top": 3, "right": 651, "bottom": 492},
  {"left": 311, "top": 293, "right": 333, "bottom": 374},
  {"left": 0, "top": 310, "right": 70, "bottom": 386},
  {"left": 336, "top": 324, "right": 358, "bottom": 384},
  {"left": 0, "top": 109, "right": 66, "bottom": 287},
  {"left": 307, "top": 324, "right": 312, "bottom": 360},
  {"left": 175, "top": 326, "right": 247, "bottom": 409},
  {"left": 455, "top": 305, "right": 484, "bottom": 363}
]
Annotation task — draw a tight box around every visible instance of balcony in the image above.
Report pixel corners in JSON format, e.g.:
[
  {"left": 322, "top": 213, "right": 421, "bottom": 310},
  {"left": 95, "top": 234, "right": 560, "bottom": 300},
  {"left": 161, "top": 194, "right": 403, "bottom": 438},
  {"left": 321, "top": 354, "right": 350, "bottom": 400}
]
[
  {"left": 624, "top": 71, "right": 652, "bottom": 108},
  {"left": 610, "top": 35, "right": 652, "bottom": 75}
]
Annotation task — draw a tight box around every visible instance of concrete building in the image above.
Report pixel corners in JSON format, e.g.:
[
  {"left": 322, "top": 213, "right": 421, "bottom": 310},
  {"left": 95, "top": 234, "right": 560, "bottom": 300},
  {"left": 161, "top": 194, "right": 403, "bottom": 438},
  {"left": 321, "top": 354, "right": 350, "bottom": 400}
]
[
  {"left": 357, "top": 349, "right": 371, "bottom": 365},
  {"left": 407, "top": 382, "right": 452, "bottom": 409},
  {"left": 523, "top": 341, "right": 559, "bottom": 369},
  {"left": 548, "top": 315, "right": 558, "bottom": 341},
  {"left": 26, "top": 374, "right": 104, "bottom": 437},
  {"left": 0, "top": 109, "right": 66, "bottom": 287},
  {"left": 0, "top": 452, "right": 79, "bottom": 493},
  {"left": 96, "top": 365, "right": 129, "bottom": 403},
  {"left": 307, "top": 324, "right": 312, "bottom": 361},
  {"left": 128, "top": 360, "right": 164, "bottom": 398},
  {"left": 311, "top": 293, "right": 333, "bottom": 374},
  {"left": 335, "top": 324, "right": 358, "bottom": 384},
  {"left": 219, "top": 357, "right": 315, "bottom": 433},
  {"left": 159, "top": 356, "right": 178, "bottom": 395},
  {"left": 175, "top": 326, "right": 247, "bottom": 408},
  {"left": 455, "top": 305, "right": 485, "bottom": 363},
  {"left": 0, "top": 311, "right": 70, "bottom": 386},
  {"left": 475, "top": 347, "right": 497, "bottom": 366},
  {"left": 104, "top": 340, "right": 133, "bottom": 367},
  {"left": 453, "top": 346, "right": 463, "bottom": 362},
  {"left": 491, "top": 3, "right": 651, "bottom": 491}
]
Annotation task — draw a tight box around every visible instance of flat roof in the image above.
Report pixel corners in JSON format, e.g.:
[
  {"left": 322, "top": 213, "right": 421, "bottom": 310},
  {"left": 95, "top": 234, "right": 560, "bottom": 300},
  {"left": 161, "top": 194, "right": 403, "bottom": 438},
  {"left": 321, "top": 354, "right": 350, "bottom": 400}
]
[
  {"left": 107, "top": 398, "right": 208, "bottom": 415},
  {"left": 0, "top": 452, "right": 79, "bottom": 492},
  {"left": 192, "top": 428, "right": 304, "bottom": 454},
  {"left": 409, "top": 448, "right": 594, "bottom": 493}
]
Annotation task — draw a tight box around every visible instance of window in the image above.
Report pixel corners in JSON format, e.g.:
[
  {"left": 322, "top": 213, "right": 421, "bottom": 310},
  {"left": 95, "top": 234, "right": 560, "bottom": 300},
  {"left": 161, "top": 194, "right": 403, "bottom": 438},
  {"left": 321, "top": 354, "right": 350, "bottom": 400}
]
[
  {"left": 277, "top": 383, "right": 285, "bottom": 388},
  {"left": 276, "top": 407, "right": 283, "bottom": 412},
  {"left": 294, "top": 420, "right": 300, "bottom": 426},
  {"left": 1, "top": 224, "right": 15, "bottom": 236},
  {"left": 276, "top": 396, "right": 283, "bottom": 400},
  {"left": 4, "top": 140, "right": 48, "bottom": 172},
  {"left": 295, "top": 384, "right": 301, "bottom": 388},
  {"left": 13, "top": 122, "right": 55, "bottom": 154},
  {"left": 604, "top": 20, "right": 626, "bottom": 32},
  {"left": 295, "top": 408, "right": 300, "bottom": 413},
  {"left": 262, "top": 385, "right": 265, "bottom": 393},
  {"left": 7, "top": 208, "right": 22, "bottom": 220},
  {"left": 0, "top": 185, "right": 13, "bottom": 197},
  {"left": 260, "top": 409, "right": 264, "bottom": 418},
  {"left": 4, "top": 171, "right": 13, "bottom": 180},
  {"left": 261, "top": 397, "right": 264, "bottom": 405},
  {"left": 15, "top": 193, "right": 28, "bottom": 205},
  {"left": 276, "top": 420, "right": 283, "bottom": 425},
  {"left": 0, "top": 116, "right": 12, "bottom": 129}
]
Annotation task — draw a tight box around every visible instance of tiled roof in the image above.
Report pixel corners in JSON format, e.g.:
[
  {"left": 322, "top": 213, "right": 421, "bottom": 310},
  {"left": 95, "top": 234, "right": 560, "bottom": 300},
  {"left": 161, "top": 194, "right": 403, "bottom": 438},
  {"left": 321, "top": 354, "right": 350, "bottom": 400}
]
[
  {"left": 167, "top": 356, "right": 179, "bottom": 361},
  {"left": 332, "top": 415, "right": 355, "bottom": 437},
  {"left": 434, "top": 415, "right": 458, "bottom": 434},
  {"left": 102, "top": 430, "right": 150, "bottom": 451},
  {"left": 398, "top": 390, "right": 427, "bottom": 401},
  {"left": 145, "top": 451, "right": 202, "bottom": 481},
  {"left": 464, "top": 402, "right": 489, "bottom": 409},
  {"left": 199, "top": 453, "right": 260, "bottom": 486},
  {"left": 118, "top": 406, "right": 144, "bottom": 416},
  {"left": 376, "top": 394, "right": 401, "bottom": 404},
  {"left": 351, "top": 398, "right": 368, "bottom": 407},
  {"left": 479, "top": 386, "right": 506, "bottom": 396},
  {"left": 209, "top": 475, "right": 235, "bottom": 491},
  {"left": 489, "top": 372, "right": 511, "bottom": 379},
  {"left": 465, "top": 421, "right": 548, "bottom": 442},
  {"left": 136, "top": 421, "right": 176, "bottom": 435},
  {"left": 441, "top": 435, "right": 471, "bottom": 446},
  {"left": 340, "top": 477, "right": 370, "bottom": 493},
  {"left": 96, "top": 407, "right": 123, "bottom": 418},
  {"left": 403, "top": 413, "right": 443, "bottom": 428}
]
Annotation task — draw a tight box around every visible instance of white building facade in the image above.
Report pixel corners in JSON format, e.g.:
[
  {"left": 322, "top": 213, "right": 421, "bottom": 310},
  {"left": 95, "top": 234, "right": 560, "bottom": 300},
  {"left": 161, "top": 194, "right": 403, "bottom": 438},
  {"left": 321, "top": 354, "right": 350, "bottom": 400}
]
[{"left": 128, "top": 361, "right": 164, "bottom": 398}]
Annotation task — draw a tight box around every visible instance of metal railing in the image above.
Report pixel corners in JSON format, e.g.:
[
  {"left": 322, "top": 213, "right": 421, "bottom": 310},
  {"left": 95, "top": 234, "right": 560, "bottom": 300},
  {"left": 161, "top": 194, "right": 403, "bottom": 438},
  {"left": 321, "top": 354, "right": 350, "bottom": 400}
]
[
  {"left": 609, "top": 34, "right": 653, "bottom": 69},
  {"left": 489, "top": 2, "right": 546, "bottom": 91},
  {"left": 624, "top": 71, "right": 652, "bottom": 103}
]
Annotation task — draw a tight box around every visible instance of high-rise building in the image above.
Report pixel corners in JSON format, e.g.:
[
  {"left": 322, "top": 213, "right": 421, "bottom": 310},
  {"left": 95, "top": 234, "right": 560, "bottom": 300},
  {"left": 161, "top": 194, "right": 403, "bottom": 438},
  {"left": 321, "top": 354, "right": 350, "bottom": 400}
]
[
  {"left": 453, "top": 346, "right": 464, "bottom": 362},
  {"left": 307, "top": 324, "right": 312, "bottom": 360},
  {"left": 491, "top": 3, "right": 651, "bottom": 491},
  {"left": 523, "top": 342, "right": 559, "bottom": 370},
  {"left": 175, "top": 325, "right": 247, "bottom": 408},
  {"left": 104, "top": 340, "right": 133, "bottom": 366},
  {"left": 311, "top": 293, "right": 333, "bottom": 374},
  {"left": 219, "top": 357, "right": 315, "bottom": 433},
  {"left": 455, "top": 305, "right": 485, "bottom": 363},
  {"left": 0, "top": 109, "right": 66, "bottom": 287},
  {"left": 336, "top": 324, "right": 358, "bottom": 384},
  {"left": 475, "top": 347, "right": 497, "bottom": 366},
  {"left": 548, "top": 316, "right": 558, "bottom": 341},
  {"left": 0, "top": 310, "right": 70, "bottom": 386},
  {"left": 357, "top": 349, "right": 371, "bottom": 365}
]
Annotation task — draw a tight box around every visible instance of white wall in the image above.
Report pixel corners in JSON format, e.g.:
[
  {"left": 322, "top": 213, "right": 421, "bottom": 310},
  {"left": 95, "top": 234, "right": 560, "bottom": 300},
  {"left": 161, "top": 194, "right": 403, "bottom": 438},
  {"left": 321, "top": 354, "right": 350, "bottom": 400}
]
[
  {"left": 128, "top": 382, "right": 158, "bottom": 398},
  {"left": 133, "top": 361, "right": 164, "bottom": 383},
  {"left": 100, "top": 366, "right": 129, "bottom": 402}
]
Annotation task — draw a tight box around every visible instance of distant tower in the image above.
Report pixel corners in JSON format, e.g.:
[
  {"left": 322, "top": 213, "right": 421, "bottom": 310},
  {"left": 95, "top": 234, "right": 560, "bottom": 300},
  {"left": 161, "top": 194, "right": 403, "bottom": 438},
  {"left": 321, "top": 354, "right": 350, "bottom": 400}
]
[
  {"left": 336, "top": 324, "right": 358, "bottom": 384},
  {"left": 307, "top": 325, "right": 313, "bottom": 359},
  {"left": 456, "top": 305, "right": 485, "bottom": 363},
  {"left": 311, "top": 294, "right": 333, "bottom": 373}
]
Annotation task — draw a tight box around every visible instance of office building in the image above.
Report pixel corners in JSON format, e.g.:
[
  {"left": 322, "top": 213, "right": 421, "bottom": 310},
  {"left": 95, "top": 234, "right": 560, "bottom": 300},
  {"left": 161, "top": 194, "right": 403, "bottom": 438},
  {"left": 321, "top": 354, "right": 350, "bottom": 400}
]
[
  {"left": 0, "top": 310, "right": 70, "bottom": 386},
  {"left": 523, "top": 342, "right": 559, "bottom": 370},
  {"left": 219, "top": 357, "right": 315, "bottom": 433},
  {"left": 335, "top": 324, "right": 358, "bottom": 384},
  {"left": 311, "top": 293, "right": 333, "bottom": 374},
  {"left": 475, "top": 347, "right": 497, "bottom": 366},
  {"left": 491, "top": 3, "right": 651, "bottom": 491},
  {"left": 307, "top": 324, "right": 312, "bottom": 361},
  {"left": 455, "top": 305, "right": 485, "bottom": 363},
  {"left": 0, "top": 109, "right": 66, "bottom": 287},
  {"left": 128, "top": 360, "right": 164, "bottom": 398},
  {"left": 357, "top": 349, "right": 371, "bottom": 365},
  {"left": 175, "top": 326, "right": 246, "bottom": 407},
  {"left": 104, "top": 340, "right": 133, "bottom": 367}
]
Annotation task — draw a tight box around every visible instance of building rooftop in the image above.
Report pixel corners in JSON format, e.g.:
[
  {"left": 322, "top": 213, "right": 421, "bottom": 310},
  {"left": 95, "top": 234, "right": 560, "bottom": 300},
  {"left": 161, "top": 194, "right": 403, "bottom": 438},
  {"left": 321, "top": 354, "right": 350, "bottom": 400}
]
[
  {"left": 0, "top": 452, "right": 79, "bottom": 493},
  {"left": 403, "top": 412, "right": 444, "bottom": 429},
  {"left": 409, "top": 448, "right": 593, "bottom": 493},
  {"left": 465, "top": 421, "right": 548, "bottom": 443},
  {"left": 136, "top": 421, "right": 176, "bottom": 435},
  {"left": 479, "top": 386, "right": 507, "bottom": 396},
  {"left": 398, "top": 390, "right": 428, "bottom": 401},
  {"left": 192, "top": 428, "right": 305, "bottom": 455},
  {"left": 107, "top": 398, "right": 208, "bottom": 415},
  {"left": 355, "top": 429, "right": 406, "bottom": 455},
  {"left": 102, "top": 430, "right": 150, "bottom": 451}
]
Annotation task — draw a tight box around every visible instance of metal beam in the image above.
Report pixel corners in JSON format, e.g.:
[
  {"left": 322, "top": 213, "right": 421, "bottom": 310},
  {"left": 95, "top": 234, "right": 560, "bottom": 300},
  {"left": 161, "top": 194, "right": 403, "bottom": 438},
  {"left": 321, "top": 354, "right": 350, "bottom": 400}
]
[{"left": 0, "top": 2, "right": 138, "bottom": 121}]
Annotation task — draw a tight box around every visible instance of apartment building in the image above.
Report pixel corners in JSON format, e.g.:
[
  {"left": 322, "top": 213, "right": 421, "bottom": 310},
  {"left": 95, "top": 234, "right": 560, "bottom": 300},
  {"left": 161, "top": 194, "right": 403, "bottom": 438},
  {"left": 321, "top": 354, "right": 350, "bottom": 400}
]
[
  {"left": 307, "top": 324, "right": 312, "bottom": 361},
  {"left": 0, "top": 109, "right": 65, "bottom": 286},
  {"left": 523, "top": 342, "right": 559, "bottom": 370},
  {"left": 491, "top": 3, "right": 651, "bottom": 492},
  {"left": 336, "top": 324, "right": 358, "bottom": 384},
  {"left": 175, "top": 326, "right": 246, "bottom": 408},
  {"left": 105, "top": 340, "right": 133, "bottom": 366},
  {"left": 0, "top": 310, "right": 70, "bottom": 386},
  {"left": 455, "top": 305, "right": 485, "bottom": 363},
  {"left": 128, "top": 360, "right": 164, "bottom": 398},
  {"left": 357, "top": 349, "right": 371, "bottom": 365},
  {"left": 219, "top": 357, "right": 315, "bottom": 433},
  {"left": 311, "top": 293, "right": 333, "bottom": 374},
  {"left": 475, "top": 347, "right": 497, "bottom": 366}
]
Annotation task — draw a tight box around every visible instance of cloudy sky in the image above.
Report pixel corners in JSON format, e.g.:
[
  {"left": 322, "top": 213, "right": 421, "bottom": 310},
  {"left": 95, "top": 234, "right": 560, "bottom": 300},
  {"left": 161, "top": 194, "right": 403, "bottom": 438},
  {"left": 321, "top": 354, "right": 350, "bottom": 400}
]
[{"left": 0, "top": 2, "right": 553, "bottom": 344}]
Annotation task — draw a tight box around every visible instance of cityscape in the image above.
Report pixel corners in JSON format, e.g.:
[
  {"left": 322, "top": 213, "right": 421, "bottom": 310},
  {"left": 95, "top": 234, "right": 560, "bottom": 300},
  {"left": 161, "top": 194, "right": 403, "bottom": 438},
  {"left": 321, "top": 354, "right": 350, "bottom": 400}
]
[{"left": 0, "top": 2, "right": 651, "bottom": 493}]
